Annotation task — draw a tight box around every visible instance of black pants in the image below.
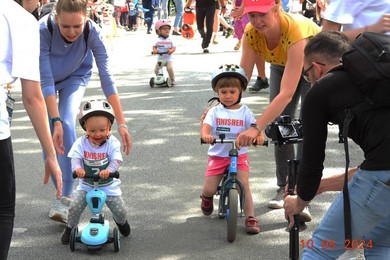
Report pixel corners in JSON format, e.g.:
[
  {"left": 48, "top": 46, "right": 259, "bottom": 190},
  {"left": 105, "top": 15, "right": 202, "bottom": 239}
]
[
  {"left": 128, "top": 15, "right": 137, "bottom": 28},
  {"left": 0, "top": 137, "right": 15, "bottom": 260},
  {"left": 196, "top": 5, "right": 216, "bottom": 49}
]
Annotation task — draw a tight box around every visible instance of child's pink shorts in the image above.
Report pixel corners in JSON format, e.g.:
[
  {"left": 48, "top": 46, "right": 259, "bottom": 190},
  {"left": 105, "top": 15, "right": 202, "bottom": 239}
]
[{"left": 205, "top": 154, "right": 249, "bottom": 177}]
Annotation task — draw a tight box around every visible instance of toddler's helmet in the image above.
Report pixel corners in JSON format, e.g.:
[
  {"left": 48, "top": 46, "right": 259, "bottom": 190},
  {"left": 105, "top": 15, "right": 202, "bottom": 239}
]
[
  {"left": 211, "top": 64, "right": 248, "bottom": 92},
  {"left": 155, "top": 19, "right": 171, "bottom": 34},
  {"left": 78, "top": 100, "right": 115, "bottom": 130}
]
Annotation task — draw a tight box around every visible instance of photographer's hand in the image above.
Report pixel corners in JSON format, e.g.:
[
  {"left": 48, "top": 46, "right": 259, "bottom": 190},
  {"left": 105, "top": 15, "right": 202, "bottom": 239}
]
[
  {"left": 235, "top": 127, "right": 259, "bottom": 149},
  {"left": 284, "top": 195, "right": 310, "bottom": 228}
]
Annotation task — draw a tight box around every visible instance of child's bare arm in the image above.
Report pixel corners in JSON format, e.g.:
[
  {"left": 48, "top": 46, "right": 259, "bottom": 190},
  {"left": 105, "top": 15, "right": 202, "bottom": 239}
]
[
  {"left": 254, "top": 131, "right": 265, "bottom": 146},
  {"left": 71, "top": 157, "right": 85, "bottom": 177},
  {"left": 152, "top": 46, "right": 158, "bottom": 54},
  {"left": 201, "top": 123, "right": 214, "bottom": 143},
  {"left": 168, "top": 46, "right": 176, "bottom": 54},
  {"left": 75, "top": 168, "right": 86, "bottom": 178}
]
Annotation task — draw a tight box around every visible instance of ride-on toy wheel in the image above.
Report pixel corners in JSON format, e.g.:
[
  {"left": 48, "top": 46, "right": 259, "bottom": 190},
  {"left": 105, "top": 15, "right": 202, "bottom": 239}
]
[
  {"left": 70, "top": 226, "right": 78, "bottom": 252},
  {"left": 227, "top": 189, "right": 238, "bottom": 242},
  {"left": 113, "top": 228, "right": 120, "bottom": 252},
  {"left": 149, "top": 77, "right": 155, "bottom": 88},
  {"left": 166, "top": 78, "right": 172, "bottom": 88}
]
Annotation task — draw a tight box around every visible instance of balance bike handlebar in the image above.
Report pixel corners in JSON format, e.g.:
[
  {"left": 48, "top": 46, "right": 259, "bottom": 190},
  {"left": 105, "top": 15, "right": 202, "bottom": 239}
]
[
  {"left": 200, "top": 136, "right": 268, "bottom": 147},
  {"left": 72, "top": 171, "right": 120, "bottom": 179}
]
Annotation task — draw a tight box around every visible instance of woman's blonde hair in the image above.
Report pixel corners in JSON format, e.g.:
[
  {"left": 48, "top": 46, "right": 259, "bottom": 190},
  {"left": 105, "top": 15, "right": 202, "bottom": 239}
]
[{"left": 55, "top": 0, "right": 88, "bottom": 15}]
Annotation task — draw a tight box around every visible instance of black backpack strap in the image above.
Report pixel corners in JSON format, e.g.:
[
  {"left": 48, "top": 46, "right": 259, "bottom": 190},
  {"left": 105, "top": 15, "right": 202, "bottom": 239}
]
[
  {"left": 83, "top": 20, "right": 90, "bottom": 45},
  {"left": 342, "top": 109, "right": 354, "bottom": 247},
  {"left": 47, "top": 14, "right": 53, "bottom": 36}
]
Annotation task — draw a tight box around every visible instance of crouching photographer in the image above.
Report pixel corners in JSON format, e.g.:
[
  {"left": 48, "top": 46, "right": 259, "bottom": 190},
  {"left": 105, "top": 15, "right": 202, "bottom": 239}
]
[{"left": 284, "top": 30, "right": 390, "bottom": 259}]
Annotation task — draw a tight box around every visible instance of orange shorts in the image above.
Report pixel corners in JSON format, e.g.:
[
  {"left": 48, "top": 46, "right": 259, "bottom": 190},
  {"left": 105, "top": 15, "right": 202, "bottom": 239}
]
[{"left": 205, "top": 154, "right": 249, "bottom": 177}]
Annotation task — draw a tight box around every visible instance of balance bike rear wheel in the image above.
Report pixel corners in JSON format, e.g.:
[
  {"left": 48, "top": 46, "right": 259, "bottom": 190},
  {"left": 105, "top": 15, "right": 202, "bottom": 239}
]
[
  {"left": 113, "top": 228, "right": 120, "bottom": 252},
  {"left": 226, "top": 189, "right": 238, "bottom": 242},
  {"left": 70, "top": 226, "right": 78, "bottom": 252}
]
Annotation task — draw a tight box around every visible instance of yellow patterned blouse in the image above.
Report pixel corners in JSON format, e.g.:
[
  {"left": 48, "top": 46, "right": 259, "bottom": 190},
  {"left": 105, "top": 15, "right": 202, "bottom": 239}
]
[{"left": 244, "top": 11, "right": 321, "bottom": 66}]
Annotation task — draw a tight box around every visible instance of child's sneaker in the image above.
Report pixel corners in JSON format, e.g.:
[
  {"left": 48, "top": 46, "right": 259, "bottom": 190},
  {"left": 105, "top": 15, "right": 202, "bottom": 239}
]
[
  {"left": 115, "top": 219, "right": 131, "bottom": 237},
  {"left": 61, "top": 226, "right": 72, "bottom": 244},
  {"left": 200, "top": 194, "right": 213, "bottom": 216},
  {"left": 245, "top": 216, "right": 260, "bottom": 234},
  {"left": 299, "top": 206, "right": 312, "bottom": 223},
  {"left": 203, "top": 48, "right": 209, "bottom": 53}
]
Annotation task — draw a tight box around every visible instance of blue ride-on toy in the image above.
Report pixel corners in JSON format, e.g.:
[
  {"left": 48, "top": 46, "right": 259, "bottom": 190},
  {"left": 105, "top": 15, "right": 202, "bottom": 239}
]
[{"left": 70, "top": 171, "right": 121, "bottom": 253}]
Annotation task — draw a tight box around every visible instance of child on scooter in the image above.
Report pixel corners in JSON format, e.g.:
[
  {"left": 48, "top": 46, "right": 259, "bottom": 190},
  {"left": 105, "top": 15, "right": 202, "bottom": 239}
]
[
  {"left": 61, "top": 100, "right": 130, "bottom": 244},
  {"left": 152, "top": 19, "right": 176, "bottom": 85},
  {"left": 200, "top": 64, "right": 263, "bottom": 234}
]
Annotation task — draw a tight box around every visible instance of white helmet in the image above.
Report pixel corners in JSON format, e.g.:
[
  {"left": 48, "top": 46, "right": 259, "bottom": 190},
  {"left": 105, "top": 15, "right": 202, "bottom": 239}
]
[
  {"left": 211, "top": 64, "right": 248, "bottom": 92},
  {"left": 78, "top": 100, "right": 115, "bottom": 130}
]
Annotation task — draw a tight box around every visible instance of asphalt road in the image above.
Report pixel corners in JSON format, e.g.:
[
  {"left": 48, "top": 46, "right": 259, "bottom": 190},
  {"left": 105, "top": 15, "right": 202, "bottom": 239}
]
[{"left": 7, "top": 25, "right": 365, "bottom": 259}]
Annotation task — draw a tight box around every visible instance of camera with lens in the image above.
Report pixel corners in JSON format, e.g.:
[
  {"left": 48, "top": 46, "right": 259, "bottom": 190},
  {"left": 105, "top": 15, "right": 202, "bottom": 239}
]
[{"left": 265, "top": 115, "right": 303, "bottom": 146}]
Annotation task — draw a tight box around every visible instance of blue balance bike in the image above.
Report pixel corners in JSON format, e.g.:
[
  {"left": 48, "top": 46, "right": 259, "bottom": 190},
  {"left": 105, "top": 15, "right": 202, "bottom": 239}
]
[
  {"left": 202, "top": 134, "right": 267, "bottom": 242},
  {"left": 70, "top": 171, "right": 120, "bottom": 253}
]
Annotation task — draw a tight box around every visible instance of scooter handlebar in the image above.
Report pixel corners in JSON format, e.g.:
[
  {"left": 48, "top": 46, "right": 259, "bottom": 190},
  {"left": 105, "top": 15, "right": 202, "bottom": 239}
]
[
  {"left": 151, "top": 51, "right": 168, "bottom": 55},
  {"left": 72, "top": 171, "right": 120, "bottom": 179}
]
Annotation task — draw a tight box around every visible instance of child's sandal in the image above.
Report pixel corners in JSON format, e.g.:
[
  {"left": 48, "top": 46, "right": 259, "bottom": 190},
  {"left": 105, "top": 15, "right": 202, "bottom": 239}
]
[
  {"left": 245, "top": 216, "right": 260, "bottom": 234},
  {"left": 200, "top": 194, "right": 213, "bottom": 216}
]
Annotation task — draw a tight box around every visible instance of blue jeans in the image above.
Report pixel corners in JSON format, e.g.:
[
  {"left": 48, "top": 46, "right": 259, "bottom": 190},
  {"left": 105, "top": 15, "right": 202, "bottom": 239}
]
[
  {"left": 172, "top": 0, "right": 183, "bottom": 28},
  {"left": 303, "top": 169, "right": 390, "bottom": 259},
  {"left": 158, "top": 0, "right": 168, "bottom": 19},
  {"left": 143, "top": 0, "right": 155, "bottom": 31},
  {"left": 48, "top": 81, "right": 87, "bottom": 197}
]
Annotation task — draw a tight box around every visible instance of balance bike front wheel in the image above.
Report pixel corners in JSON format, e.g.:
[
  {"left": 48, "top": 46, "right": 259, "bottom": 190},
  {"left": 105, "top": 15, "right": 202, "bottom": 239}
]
[
  {"left": 70, "top": 226, "right": 78, "bottom": 252},
  {"left": 226, "top": 189, "right": 238, "bottom": 242}
]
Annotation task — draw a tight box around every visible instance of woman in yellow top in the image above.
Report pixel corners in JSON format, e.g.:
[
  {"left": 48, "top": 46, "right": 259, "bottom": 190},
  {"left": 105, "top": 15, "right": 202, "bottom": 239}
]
[{"left": 236, "top": 0, "right": 320, "bottom": 211}]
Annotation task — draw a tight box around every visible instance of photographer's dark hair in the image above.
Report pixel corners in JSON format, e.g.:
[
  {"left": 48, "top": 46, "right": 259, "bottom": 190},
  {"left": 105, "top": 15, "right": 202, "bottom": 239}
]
[{"left": 304, "top": 31, "right": 352, "bottom": 65}]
